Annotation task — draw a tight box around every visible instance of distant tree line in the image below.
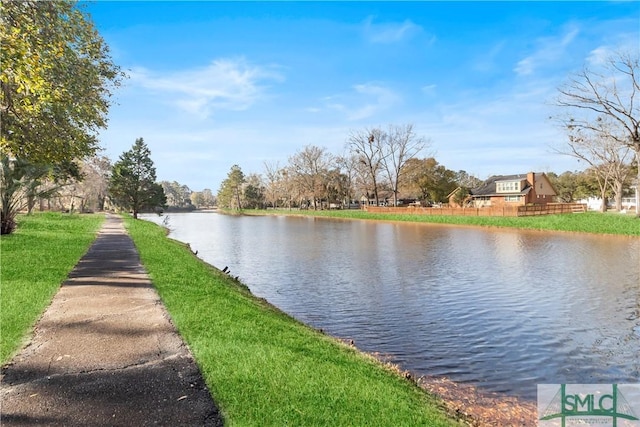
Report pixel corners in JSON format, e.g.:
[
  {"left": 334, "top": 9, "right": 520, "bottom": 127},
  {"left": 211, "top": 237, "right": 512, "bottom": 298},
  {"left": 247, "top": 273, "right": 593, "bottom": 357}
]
[
  {"left": 160, "top": 181, "right": 216, "bottom": 211},
  {"left": 216, "top": 135, "right": 636, "bottom": 212},
  {"left": 216, "top": 124, "right": 484, "bottom": 210}
]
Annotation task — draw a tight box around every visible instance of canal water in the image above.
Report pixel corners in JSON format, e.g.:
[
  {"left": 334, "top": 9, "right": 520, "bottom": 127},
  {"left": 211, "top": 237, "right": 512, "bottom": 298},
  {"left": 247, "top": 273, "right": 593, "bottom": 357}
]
[{"left": 141, "top": 212, "right": 640, "bottom": 402}]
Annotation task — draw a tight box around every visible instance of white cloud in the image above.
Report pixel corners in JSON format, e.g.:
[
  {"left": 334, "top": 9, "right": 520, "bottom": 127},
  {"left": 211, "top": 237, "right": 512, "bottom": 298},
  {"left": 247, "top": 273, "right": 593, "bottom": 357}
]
[
  {"left": 363, "top": 16, "right": 422, "bottom": 44},
  {"left": 421, "top": 84, "right": 437, "bottom": 96},
  {"left": 514, "top": 25, "right": 580, "bottom": 76},
  {"left": 324, "top": 82, "right": 401, "bottom": 121},
  {"left": 586, "top": 37, "right": 637, "bottom": 68},
  {"left": 129, "top": 58, "right": 283, "bottom": 119},
  {"left": 587, "top": 46, "right": 613, "bottom": 66}
]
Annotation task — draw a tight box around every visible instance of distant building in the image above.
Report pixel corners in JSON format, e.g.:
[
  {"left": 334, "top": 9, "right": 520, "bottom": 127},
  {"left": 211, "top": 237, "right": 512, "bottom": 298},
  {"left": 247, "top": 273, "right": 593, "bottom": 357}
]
[{"left": 469, "top": 172, "right": 557, "bottom": 208}]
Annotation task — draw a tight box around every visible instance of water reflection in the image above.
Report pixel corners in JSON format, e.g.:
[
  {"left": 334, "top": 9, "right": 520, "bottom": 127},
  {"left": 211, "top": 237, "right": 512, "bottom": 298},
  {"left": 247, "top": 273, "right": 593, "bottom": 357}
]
[{"left": 142, "top": 212, "right": 640, "bottom": 401}]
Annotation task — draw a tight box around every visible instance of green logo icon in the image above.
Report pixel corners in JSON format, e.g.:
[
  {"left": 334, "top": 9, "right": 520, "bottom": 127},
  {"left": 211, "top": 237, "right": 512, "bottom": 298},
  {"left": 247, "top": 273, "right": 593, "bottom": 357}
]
[{"left": 539, "top": 384, "right": 639, "bottom": 427}]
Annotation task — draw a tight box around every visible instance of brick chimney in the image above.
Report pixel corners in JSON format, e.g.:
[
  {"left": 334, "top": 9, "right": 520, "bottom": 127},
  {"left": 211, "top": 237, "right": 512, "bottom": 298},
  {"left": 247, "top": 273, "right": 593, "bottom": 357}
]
[{"left": 527, "top": 172, "right": 536, "bottom": 203}]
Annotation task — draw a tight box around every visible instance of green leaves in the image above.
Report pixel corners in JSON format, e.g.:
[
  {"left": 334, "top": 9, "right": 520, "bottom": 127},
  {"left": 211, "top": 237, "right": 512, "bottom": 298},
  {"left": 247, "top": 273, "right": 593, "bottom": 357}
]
[
  {"left": 108, "top": 138, "right": 166, "bottom": 219},
  {"left": 0, "top": 155, "right": 68, "bottom": 234},
  {"left": 0, "top": 0, "right": 125, "bottom": 165},
  {"left": 217, "top": 164, "right": 246, "bottom": 209}
]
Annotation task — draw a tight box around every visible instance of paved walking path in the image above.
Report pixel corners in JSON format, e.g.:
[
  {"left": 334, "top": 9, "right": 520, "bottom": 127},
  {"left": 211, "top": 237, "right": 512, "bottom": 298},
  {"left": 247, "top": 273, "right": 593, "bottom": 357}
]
[{"left": 1, "top": 215, "right": 223, "bottom": 426}]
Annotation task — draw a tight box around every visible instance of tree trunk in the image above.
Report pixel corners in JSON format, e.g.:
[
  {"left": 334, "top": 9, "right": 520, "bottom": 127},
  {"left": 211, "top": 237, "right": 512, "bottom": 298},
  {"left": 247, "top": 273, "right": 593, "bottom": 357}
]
[
  {"left": 27, "top": 195, "right": 35, "bottom": 214},
  {"left": 600, "top": 194, "right": 608, "bottom": 213},
  {"left": 613, "top": 181, "right": 623, "bottom": 212},
  {"left": 236, "top": 190, "right": 242, "bottom": 210},
  {"left": 373, "top": 182, "right": 379, "bottom": 206}
]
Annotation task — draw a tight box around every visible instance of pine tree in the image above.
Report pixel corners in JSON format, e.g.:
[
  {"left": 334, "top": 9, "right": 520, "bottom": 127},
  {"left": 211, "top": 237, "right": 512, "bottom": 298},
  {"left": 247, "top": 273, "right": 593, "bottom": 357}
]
[
  {"left": 108, "top": 138, "right": 166, "bottom": 219},
  {"left": 217, "top": 165, "right": 245, "bottom": 210}
]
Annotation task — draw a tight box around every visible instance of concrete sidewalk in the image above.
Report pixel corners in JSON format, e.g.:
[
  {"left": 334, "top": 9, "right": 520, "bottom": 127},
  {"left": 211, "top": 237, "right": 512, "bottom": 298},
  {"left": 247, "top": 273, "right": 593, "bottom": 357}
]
[{"left": 1, "top": 214, "right": 223, "bottom": 426}]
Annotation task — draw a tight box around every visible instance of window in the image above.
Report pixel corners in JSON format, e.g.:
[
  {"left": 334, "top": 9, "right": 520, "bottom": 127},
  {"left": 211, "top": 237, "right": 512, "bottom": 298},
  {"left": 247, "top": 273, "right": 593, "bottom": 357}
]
[
  {"left": 505, "top": 196, "right": 520, "bottom": 202},
  {"left": 496, "top": 181, "right": 520, "bottom": 193}
]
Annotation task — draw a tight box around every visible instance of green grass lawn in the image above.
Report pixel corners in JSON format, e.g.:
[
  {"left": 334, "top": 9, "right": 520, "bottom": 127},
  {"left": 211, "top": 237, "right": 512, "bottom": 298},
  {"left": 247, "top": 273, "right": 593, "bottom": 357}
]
[
  {"left": 245, "top": 209, "right": 640, "bottom": 236},
  {"left": 124, "top": 217, "right": 460, "bottom": 426},
  {"left": 0, "top": 212, "right": 104, "bottom": 364}
]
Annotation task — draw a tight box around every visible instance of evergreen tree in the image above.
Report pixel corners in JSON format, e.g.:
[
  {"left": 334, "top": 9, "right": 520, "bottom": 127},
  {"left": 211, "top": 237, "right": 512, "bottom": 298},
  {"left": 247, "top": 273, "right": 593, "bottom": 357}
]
[
  {"left": 108, "top": 138, "right": 166, "bottom": 219},
  {"left": 217, "top": 165, "right": 245, "bottom": 210}
]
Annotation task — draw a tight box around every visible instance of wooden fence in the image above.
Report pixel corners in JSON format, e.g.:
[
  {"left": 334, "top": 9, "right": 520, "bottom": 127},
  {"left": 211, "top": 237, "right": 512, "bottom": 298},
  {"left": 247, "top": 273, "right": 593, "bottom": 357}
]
[
  {"left": 363, "top": 203, "right": 587, "bottom": 217},
  {"left": 517, "top": 203, "right": 587, "bottom": 216}
]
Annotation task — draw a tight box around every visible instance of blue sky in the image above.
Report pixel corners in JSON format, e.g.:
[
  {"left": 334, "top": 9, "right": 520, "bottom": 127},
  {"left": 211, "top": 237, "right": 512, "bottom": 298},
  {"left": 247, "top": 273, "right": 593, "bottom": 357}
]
[{"left": 84, "top": 1, "right": 639, "bottom": 191}]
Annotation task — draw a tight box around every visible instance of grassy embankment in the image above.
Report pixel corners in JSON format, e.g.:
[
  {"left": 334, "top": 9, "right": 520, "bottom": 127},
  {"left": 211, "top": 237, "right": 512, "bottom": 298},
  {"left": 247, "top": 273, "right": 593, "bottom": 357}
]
[
  {"left": 124, "top": 217, "right": 460, "bottom": 426},
  {"left": 245, "top": 209, "right": 640, "bottom": 236},
  {"left": 0, "top": 212, "right": 104, "bottom": 364}
]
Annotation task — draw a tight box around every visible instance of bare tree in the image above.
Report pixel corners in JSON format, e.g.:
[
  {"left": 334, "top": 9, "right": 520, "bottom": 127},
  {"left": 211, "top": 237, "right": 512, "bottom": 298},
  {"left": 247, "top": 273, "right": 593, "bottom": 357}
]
[
  {"left": 555, "top": 51, "right": 640, "bottom": 216},
  {"left": 454, "top": 170, "right": 483, "bottom": 189},
  {"left": 160, "top": 181, "right": 193, "bottom": 208},
  {"left": 346, "top": 127, "right": 385, "bottom": 206},
  {"left": 201, "top": 189, "right": 216, "bottom": 207},
  {"left": 381, "top": 123, "right": 428, "bottom": 206},
  {"left": 263, "top": 160, "right": 282, "bottom": 209},
  {"left": 280, "top": 168, "right": 296, "bottom": 210},
  {"left": 335, "top": 153, "right": 359, "bottom": 207},
  {"left": 191, "top": 188, "right": 216, "bottom": 208},
  {"left": 80, "top": 156, "right": 111, "bottom": 211},
  {"left": 288, "top": 145, "right": 333, "bottom": 209},
  {"left": 558, "top": 122, "right": 633, "bottom": 212},
  {"left": 565, "top": 131, "right": 631, "bottom": 212}
]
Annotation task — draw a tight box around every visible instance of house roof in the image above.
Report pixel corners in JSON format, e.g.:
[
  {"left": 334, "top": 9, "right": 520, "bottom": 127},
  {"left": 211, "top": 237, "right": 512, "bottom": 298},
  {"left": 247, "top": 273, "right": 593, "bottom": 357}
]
[
  {"left": 470, "top": 174, "right": 532, "bottom": 197},
  {"left": 446, "top": 186, "right": 461, "bottom": 199}
]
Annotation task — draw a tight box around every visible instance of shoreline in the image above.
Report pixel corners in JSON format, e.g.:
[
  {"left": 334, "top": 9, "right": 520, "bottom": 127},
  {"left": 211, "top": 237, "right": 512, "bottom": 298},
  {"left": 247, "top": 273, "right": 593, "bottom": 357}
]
[
  {"left": 237, "top": 208, "right": 640, "bottom": 238},
  {"left": 417, "top": 376, "right": 537, "bottom": 426},
  {"left": 165, "top": 223, "right": 539, "bottom": 426}
]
